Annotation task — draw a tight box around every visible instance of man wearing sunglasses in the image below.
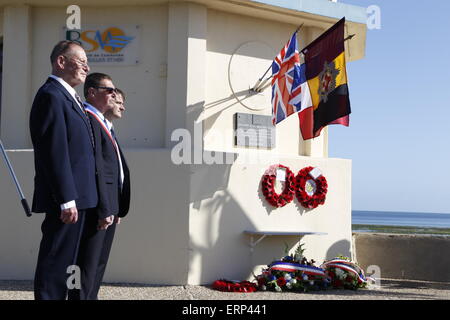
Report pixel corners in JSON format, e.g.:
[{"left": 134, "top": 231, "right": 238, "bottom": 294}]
[
  {"left": 30, "top": 41, "right": 98, "bottom": 300},
  {"left": 67, "top": 73, "right": 130, "bottom": 300}
]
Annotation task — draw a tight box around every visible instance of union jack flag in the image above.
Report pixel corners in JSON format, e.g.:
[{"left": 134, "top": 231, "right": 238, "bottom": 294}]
[{"left": 271, "top": 32, "right": 312, "bottom": 125}]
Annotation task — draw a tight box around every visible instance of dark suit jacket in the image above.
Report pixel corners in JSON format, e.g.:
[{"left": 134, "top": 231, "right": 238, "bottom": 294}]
[
  {"left": 29, "top": 77, "right": 98, "bottom": 214},
  {"left": 87, "top": 110, "right": 130, "bottom": 219}
]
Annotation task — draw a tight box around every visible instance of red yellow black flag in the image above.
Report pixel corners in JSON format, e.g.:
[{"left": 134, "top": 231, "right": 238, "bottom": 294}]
[{"left": 299, "top": 17, "right": 351, "bottom": 140}]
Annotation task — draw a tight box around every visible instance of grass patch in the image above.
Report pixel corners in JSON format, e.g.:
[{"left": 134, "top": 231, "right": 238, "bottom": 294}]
[{"left": 352, "top": 224, "right": 450, "bottom": 235}]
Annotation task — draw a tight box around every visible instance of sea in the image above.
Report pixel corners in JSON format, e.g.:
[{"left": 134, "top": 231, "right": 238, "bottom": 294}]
[{"left": 352, "top": 210, "right": 450, "bottom": 229}]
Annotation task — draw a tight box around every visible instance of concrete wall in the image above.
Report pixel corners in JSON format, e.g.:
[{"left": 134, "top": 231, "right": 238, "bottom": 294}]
[
  {"left": 1, "top": 6, "right": 32, "bottom": 148},
  {"left": 204, "top": 9, "right": 328, "bottom": 157},
  {"left": 2, "top": 5, "right": 168, "bottom": 149},
  {"left": 0, "top": 149, "right": 352, "bottom": 285},
  {"left": 0, "top": 149, "right": 192, "bottom": 285},
  {"left": 353, "top": 233, "right": 450, "bottom": 283},
  {"left": 188, "top": 154, "right": 352, "bottom": 284},
  {"left": 0, "top": 1, "right": 365, "bottom": 285}
]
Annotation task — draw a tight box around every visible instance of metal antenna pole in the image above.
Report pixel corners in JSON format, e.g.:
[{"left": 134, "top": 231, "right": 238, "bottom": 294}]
[{"left": 0, "top": 139, "right": 32, "bottom": 217}]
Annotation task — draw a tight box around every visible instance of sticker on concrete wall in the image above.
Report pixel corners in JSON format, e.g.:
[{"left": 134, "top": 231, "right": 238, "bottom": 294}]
[{"left": 64, "top": 25, "right": 141, "bottom": 66}]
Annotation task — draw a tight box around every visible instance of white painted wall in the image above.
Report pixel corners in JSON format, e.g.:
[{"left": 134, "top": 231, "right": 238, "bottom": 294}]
[
  {"left": 0, "top": 2, "right": 363, "bottom": 286},
  {"left": 1, "top": 6, "right": 32, "bottom": 149},
  {"left": 2, "top": 5, "right": 168, "bottom": 149},
  {"left": 204, "top": 10, "right": 330, "bottom": 157},
  {"left": 188, "top": 153, "right": 352, "bottom": 284},
  {"left": 0, "top": 149, "right": 192, "bottom": 284}
]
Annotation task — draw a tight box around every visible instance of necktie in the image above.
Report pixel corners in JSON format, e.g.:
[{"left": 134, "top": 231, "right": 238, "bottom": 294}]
[
  {"left": 75, "top": 94, "right": 95, "bottom": 148},
  {"left": 74, "top": 94, "right": 85, "bottom": 114},
  {"left": 106, "top": 122, "right": 124, "bottom": 189},
  {"left": 110, "top": 127, "right": 117, "bottom": 141}
]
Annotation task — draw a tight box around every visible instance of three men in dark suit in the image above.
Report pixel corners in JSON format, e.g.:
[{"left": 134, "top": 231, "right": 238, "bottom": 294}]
[
  {"left": 30, "top": 42, "right": 130, "bottom": 300},
  {"left": 30, "top": 41, "right": 96, "bottom": 300}
]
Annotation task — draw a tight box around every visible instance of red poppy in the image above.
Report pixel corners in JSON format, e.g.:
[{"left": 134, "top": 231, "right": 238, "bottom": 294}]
[{"left": 276, "top": 277, "right": 287, "bottom": 287}]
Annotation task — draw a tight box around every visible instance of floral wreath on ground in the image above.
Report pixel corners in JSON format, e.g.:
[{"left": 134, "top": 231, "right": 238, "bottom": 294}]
[
  {"left": 211, "top": 280, "right": 257, "bottom": 293},
  {"left": 211, "top": 243, "right": 372, "bottom": 293},
  {"left": 321, "top": 256, "right": 371, "bottom": 290},
  {"left": 295, "top": 166, "right": 328, "bottom": 209},
  {"left": 254, "top": 243, "right": 330, "bottom": 292},
  {"left": 261, "top": 164, "right": 295, "bottom": 208}
]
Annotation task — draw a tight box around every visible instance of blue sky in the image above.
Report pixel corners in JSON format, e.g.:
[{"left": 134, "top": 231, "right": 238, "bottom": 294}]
[{"left": 328, "top": 0, "right": 450, "bottom": 213}]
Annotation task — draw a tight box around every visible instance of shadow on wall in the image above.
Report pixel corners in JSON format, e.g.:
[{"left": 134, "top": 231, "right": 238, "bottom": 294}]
[
  {"left": 186, "top": 152, "right": 253, "bottom": 282},
  {"left": 187, "top": 159, "right": 353, "bottom": 284},
  {"left": 188, "top": 163, "right": 320, "bottom": 284},
  {"left": 189, "top": 187, "right": 305, "bottom": 284},
  {"left": 326, "top": 239, "right": 351, "bottom": 260}
]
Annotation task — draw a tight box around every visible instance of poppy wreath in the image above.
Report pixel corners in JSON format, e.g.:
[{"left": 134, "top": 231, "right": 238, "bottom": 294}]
[
  {"left": 212, "top": 279, "right": 258, "bottom": 293},
  {"left": 295, "top": 166, "right": 328, "bottom": 209},
  {"left": 261, "top": 164, "right": 295, "bottom": 208}
]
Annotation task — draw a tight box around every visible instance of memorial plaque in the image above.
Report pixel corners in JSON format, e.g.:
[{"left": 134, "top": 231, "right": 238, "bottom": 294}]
[{"left": 235, "top": 113, "right": 275, "bottom": 148}]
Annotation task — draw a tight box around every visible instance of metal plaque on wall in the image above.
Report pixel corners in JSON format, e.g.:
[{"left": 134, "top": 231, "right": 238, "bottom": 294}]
[
  {"left": 235, "top": 113, "right": 275, "bottom": 148},
  {"left": 64, "top": 25, "right": 141, "bottom": 66}
]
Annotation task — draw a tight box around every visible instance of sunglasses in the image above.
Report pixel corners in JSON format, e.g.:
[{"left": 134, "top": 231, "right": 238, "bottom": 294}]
[{"left": 93, "top": 86, "right": 117, "bottom": 94}]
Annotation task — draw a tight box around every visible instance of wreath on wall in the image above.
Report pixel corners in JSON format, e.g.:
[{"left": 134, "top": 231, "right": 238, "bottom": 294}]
[
  {"left": 261, "top": 164, "right": 295, "bottom": 208},
  {"left": 295, "top": 166, "right": 328, "bottom": 209}
]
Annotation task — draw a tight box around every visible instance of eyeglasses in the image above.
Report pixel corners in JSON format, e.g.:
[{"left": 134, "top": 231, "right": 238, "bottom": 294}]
[
  {"left": 63, "top": 55, "right": 89, "bottom": 69},
  {"left": 93, "top": 86, "right": 117, "bottom": 94}
]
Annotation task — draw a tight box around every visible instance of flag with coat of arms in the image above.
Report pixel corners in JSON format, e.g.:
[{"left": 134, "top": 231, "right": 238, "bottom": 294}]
[{"left": 271, "top": 31, "right": 312, "bottom": 125}]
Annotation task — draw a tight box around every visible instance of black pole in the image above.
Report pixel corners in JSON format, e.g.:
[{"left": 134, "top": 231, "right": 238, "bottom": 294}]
[
  {"left": 0, "top": 139, "right": 32, "bottom": 217},
  {"left": 300, "top": 34, "right": 355, "bottom": 54}
]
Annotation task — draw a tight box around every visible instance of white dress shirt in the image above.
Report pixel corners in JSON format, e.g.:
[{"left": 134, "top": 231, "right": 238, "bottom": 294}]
[{"left": 49, "top": 75, "right": 84, "bottom": 111}]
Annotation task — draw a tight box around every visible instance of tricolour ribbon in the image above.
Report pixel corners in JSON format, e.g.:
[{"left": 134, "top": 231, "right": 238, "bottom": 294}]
[
  {"left": 321, "top": 259, "right": 368, "bottom": 283},
  {"left": 269, "top": 262, "right": 326, "bottom": 277}
]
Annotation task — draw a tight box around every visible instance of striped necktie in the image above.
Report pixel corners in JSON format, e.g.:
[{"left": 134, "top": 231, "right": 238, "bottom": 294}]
[
  {"left": 110, "top": 126, "right": 117, "bottom": 141},
  {"left": 75, "top": 94, "right": 95, "bottom": 148},
  {"left": 104, "top": 121, "right": 124, "bottom": 188},
  {"left": 75, "top": 94, "right": 86, "bottom": 116}
]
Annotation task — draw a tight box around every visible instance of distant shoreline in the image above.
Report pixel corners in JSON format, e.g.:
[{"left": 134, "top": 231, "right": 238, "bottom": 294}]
[
  {"left": 352, "top": 224, "right": 450, "bottom": 235},
  {"left": 353, "top": 210, "right": 450, "bottom": 215}
]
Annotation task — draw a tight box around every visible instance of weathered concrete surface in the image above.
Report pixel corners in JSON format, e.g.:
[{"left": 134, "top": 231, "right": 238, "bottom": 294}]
[
  {"left": 353, "top": 233, "right": 450, "bottom": 282},
  {"left": 0, "top": 279, "right": 449, "bottom": 300}
]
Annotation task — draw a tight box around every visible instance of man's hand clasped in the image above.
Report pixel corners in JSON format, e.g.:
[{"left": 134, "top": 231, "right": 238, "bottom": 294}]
[
  {"left": 60, "top": 207, "right": 78, "bottom": 224},
  {"left": 98, "top": 215, "right": 121, "bottom": 230}
]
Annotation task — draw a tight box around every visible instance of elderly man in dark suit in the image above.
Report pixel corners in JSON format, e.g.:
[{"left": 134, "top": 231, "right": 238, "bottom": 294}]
[
  {"left": 30, "top": 41, "right": 97, "bottom": 300},
  {"left": 67, "top": 73, "right": 130, "bottom": 300}
]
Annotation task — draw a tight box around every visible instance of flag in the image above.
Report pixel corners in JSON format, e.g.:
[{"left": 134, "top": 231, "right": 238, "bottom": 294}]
[
  {"left": 271, "top": 32, "right": 312, "bottom": 125},
  {"left": 299, "top": 17, "right": 351, "bottom": 140}
]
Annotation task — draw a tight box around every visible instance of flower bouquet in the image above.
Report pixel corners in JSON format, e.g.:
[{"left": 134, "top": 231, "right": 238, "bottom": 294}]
[
  {"left": 321, "top": 256, "right": 370, "bottom": 290},
  {"left": 254, "top": 243, "right": 330, "bottom": 292},
  {"left": 211, "top": 279, "right": 258, "bottom": 293}
]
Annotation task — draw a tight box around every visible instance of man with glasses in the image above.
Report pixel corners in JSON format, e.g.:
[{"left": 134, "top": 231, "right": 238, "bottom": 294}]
[
  {"left": 30, "top": 41, "right": 97, "bottom": 300},
  {"left": 67, "top": 73, "right": 130, "bottom": 300}
]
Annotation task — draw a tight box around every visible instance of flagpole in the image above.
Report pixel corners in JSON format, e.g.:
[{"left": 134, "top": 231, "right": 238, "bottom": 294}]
[
  {"left": 251, "top": 23, "right": 304, "bottom": 92},
  {"left": 300, "top": 33, "right": 355, "bottom": 54},
  {"left": 253, "top": 76, "right": 273, "bottom": 92},
  {"left": 251, "top": 31, "right": 355, "bottom": 93},
  {"left": 0, "top": 139, "right": 32, "bottom": 217}
]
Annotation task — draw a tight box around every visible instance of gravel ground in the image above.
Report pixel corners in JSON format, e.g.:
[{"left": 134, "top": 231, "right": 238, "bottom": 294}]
[{"left": 0, "top": 279, "right": 449, "bottom": 300}]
